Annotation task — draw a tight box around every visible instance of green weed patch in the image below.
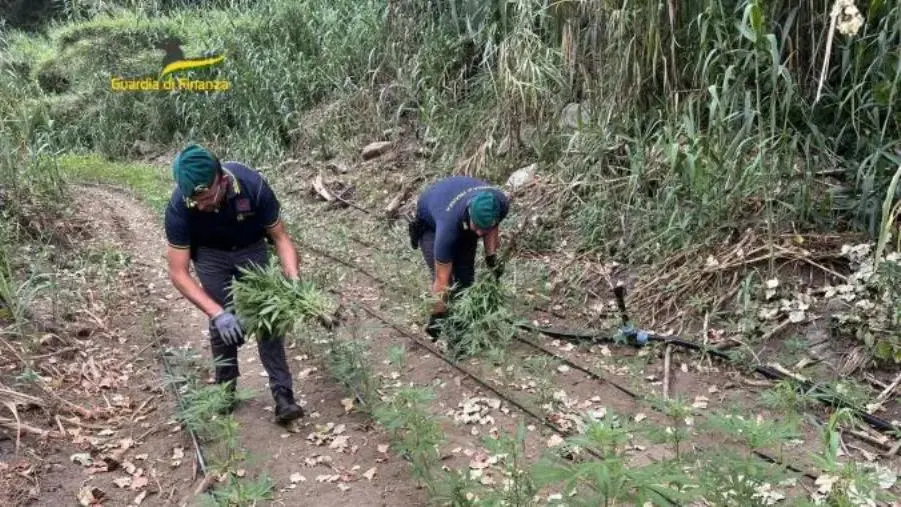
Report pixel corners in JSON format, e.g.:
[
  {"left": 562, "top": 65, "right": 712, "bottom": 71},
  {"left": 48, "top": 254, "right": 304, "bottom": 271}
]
[{"left": 57, "top": 154, "right": 171, "bottom": 213}]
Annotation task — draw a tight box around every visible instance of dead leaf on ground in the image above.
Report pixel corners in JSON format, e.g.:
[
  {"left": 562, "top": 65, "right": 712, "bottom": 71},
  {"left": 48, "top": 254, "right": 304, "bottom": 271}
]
[
  {"left": 634, "top": 413, "right": 647, "bottom": 423},
  {"left": 130, "top": 476, "right": 149, "bottom": 491},
  {"left": 692, "top": 396, "right": 709, "bottom": 409},
  {"left": 329, "top": 435, "right": 350, "bottom": 452},
  {"left": 377, "top": 444, "right": 389, "bottom": 454},
  {"left": 113, "top": 477, "right": 132, "bottom": 488},
  {"left": 547, "top": 435, "right": 564, "bottom": 448},
  {"left": 341, "top": 398, "right": 354, "bottom": 413},
  {"left": 71, "top": 453, "right": 93, "bottom": 466},
  {"left": 298, "top": 367, "right": 318, "bottom": 379},
  {"left": 132, "top": 490, "right": 148, "bottom": 505},
  {"left": 337, "top": 483, "right": 350, "bottom": 492},
  {"left": 304, "top": 455, "right": 333, "bottom": 467},
  {"left": 77, "top": 486, "right": 105, "bottom": 506},
  {"left": 363, "top": 467, "right": 377, "bottom": 481},
  {"left": 290, "top": 473, "right": 307, "bottom": 483}
]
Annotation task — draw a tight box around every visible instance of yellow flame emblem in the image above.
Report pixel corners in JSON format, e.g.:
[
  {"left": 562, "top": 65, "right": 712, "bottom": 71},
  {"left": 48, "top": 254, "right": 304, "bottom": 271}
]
[{"left": 159, "top": 55, "right": 226, "bottom": 80}]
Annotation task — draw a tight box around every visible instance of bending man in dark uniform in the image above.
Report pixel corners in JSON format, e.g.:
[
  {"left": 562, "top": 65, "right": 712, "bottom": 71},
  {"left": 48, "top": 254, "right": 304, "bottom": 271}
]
[
  {"left": 408, "top": 175, "right": 510, "bottom": 338},
  {"left": 164, "top": 144, "right": 303, "bottom": 423}
]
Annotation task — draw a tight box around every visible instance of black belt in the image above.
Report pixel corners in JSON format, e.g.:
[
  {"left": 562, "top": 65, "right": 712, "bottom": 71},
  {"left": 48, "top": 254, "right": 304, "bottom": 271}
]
[{"left": 196, "top": 238, "right": 266, "bottom": 252}]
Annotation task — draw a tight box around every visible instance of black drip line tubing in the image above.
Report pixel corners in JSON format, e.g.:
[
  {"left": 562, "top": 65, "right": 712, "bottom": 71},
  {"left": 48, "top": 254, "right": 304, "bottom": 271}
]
[
  {"left": 301, "top": 240, "right": 825, "bottom": 484},
  {"left": 297, "top": 234, "right": 901, "bottom": 441}
]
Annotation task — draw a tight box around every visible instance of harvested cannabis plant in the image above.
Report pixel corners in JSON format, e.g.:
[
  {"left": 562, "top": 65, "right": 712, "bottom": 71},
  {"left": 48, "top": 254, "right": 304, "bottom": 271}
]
[
  {"left": 229, "top": 258, "right": 337, "bottom": 339},
  {"left": 441, "top": 276, "right": 517, "bottom": 359}
]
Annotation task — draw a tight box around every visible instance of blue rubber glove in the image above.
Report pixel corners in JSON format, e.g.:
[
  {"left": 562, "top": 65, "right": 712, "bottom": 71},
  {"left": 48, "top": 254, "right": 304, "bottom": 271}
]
[{"left": 211, "top": 311, "right": 244, "bottom": 346}]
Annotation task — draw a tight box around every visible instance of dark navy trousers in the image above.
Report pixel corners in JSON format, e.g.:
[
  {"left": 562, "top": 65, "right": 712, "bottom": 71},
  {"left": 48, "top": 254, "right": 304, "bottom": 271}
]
[
  {"left": 193, "top": 241, "right": 294, "bottom": 396},
  {"left": 419, "top": 229, "right": 478, "bottom": 292}
]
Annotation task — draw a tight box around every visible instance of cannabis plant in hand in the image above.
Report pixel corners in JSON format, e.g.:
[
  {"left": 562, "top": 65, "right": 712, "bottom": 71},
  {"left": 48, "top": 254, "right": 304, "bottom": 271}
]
[
  {"left": 229, "top": 259, "right": 336, "bottom": 339},
  {"left": 442, "top": 276, "right": 516, "bottom": 359}
]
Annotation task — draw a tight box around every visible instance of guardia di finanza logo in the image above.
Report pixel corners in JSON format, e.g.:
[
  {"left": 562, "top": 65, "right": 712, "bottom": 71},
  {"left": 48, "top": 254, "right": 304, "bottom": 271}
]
[{"left": 111, "top": 37, "right": 230, "bottom": 92}]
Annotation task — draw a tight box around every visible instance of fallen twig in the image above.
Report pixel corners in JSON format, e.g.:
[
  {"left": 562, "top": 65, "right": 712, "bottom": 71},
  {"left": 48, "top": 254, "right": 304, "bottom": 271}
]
[
  {"left": 759, "top": 318, "right": 792, "bottom": 343},
  {"left": 55, "top": 415, "right": 67, "bottom": 436},
  {"left": 29, "top": 346, "right": 79, "bottom": 360},
  {"left": 60, "top": 416, "right": 112, "bottom": 431},
  {"left": 3, "top": 401, "right": 22, "bottom": 455},
  {"left": 0, "top": 335, "right": 29, "bottom": 368},
  {"left": 192, "top": 474, "right": 216, "bottom": 497},
  {"left": 663, "top": 345, "right": 672, "bottom": 400},
  {"left": 0, "top": 416, "right": 57, "bottom": 439},
  {"left": 126, "top": 340, "right": 158, "bottom": 366},
  {"left": 885, "top": 439, "right": 901, "bottom": 458},
  {"left": 137, "top": 425, "right": 159, "bottom": 442},
  {"left": 867, "top": 371, "right": 901, "bottom": 414},
  {"left": 767, "top": 362, "right": 810, "bottom": 383},
  {"left": 42, "top": 387, "right": 95, "bottom": 419},
  {"left": 312, "top": 171, "right": 334, "bottom": 202},
  {"left": 131, "top": 395, "right": 159, "bottom": 422},
  {"left": 845, "top": 427, "right": 892, "bottom": 452},
  {"left": 0, "top": 388, "right": 46, "bottom": 408}
]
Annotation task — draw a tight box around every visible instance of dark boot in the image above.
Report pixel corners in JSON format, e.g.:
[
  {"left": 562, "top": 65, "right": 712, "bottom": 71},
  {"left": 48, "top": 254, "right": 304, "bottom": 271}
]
[{"left": 273, "top": 388, "right": 303, "bottom": 423}]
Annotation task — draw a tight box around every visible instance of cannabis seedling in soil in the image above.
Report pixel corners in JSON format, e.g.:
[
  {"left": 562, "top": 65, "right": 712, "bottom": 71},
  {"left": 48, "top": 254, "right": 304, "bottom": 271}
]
[{"left": 533, "top": 414, "right": 688, "bottom": 505}]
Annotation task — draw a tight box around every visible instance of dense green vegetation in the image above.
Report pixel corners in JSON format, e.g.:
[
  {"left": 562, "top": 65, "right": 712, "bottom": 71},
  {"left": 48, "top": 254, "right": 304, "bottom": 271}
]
[{"left": 1, "top": 0, "right": 899, "bottom": 263}]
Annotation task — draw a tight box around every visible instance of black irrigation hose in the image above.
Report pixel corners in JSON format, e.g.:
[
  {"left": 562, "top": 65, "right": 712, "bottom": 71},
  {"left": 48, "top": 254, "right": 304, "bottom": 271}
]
[
  {"left": 159, "top": 349, "right": 208, "bottom": 477},
  {"left": 520, "top": 323, "right": 901, "bottom": 438},
  {"left": 352, "top": 299, "right": 683, "bottom": 506},
  {"left": 512, "top": 330, "right": 641, "bottom": 399},
  {"left": 511, "top": 328, "right": 818, "bottom": 481},
  {"left": 301, "top": 235, "right": 901, "bottom": 438},
  {"left": 302, "top": 238, "right": 827, "bottom": 480}
]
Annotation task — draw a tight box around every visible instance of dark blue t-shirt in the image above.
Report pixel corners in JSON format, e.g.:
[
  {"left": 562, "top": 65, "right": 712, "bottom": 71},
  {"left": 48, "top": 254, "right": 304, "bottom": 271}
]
[
  {"left": 415, "top": 176, "right": 509, "bottom": 263},
  {"left": 164, "top": 161, "right": 280, "bottom": 256}
]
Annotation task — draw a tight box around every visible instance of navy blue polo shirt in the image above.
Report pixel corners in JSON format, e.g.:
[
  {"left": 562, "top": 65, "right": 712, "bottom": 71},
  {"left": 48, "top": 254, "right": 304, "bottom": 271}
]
[
  {"left": 164, "top": 161, "right": 280, "bottom": 256},
  {"left": 415, "top": 175, "right": 509, "bottom": 263}
]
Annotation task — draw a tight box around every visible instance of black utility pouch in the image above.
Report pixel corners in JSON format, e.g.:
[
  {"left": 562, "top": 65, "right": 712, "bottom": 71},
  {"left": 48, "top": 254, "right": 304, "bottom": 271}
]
[{"left": 408, "top": 219, "right": 424, "bottom": 250}]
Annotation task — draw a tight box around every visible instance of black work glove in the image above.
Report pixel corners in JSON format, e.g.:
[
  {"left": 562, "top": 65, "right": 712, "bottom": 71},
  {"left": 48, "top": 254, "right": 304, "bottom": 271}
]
[
  {"left": 425, "top": 311, "right": 447, "bottom": 340},
  {"left": 211, "top": 311, "right": 245, "bottom": 347},
  {"left": 485, "top": 254, "right": 504, "bottom": 280}
]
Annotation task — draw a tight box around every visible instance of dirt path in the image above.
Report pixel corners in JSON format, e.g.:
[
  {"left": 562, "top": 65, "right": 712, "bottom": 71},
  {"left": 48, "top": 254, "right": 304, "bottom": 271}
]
[{"left": 72, "top": 185, "right": 426, "bottom": 506}]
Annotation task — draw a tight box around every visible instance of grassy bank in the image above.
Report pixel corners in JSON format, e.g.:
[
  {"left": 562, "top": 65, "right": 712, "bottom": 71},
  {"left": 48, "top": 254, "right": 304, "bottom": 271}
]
[{"left": 2, "top": 1, "right": 898, "bottom": 265}]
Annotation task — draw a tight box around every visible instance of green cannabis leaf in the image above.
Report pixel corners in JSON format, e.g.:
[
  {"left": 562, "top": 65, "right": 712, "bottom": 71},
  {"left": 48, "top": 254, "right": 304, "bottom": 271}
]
[{"left": 229, "top": 258, "right": 336, "bottom": 339}]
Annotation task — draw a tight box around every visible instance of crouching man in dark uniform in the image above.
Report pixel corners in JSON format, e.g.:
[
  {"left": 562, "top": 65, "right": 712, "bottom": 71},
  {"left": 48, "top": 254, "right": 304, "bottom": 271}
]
[
  {"left": 164, "top": 144, "right": 303, "bottom": 423},
  {"left": 408, "top": 175, "right": 510, "bottom": 338}
]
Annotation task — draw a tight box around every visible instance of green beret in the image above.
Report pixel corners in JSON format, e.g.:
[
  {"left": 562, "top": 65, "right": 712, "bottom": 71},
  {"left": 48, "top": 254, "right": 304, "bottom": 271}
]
[
  {"left": 468, "top": 191, "right": 500, "bottom": 229},
  {"left": 172, "top": 144, "right": 219, "bottom": 197}
]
